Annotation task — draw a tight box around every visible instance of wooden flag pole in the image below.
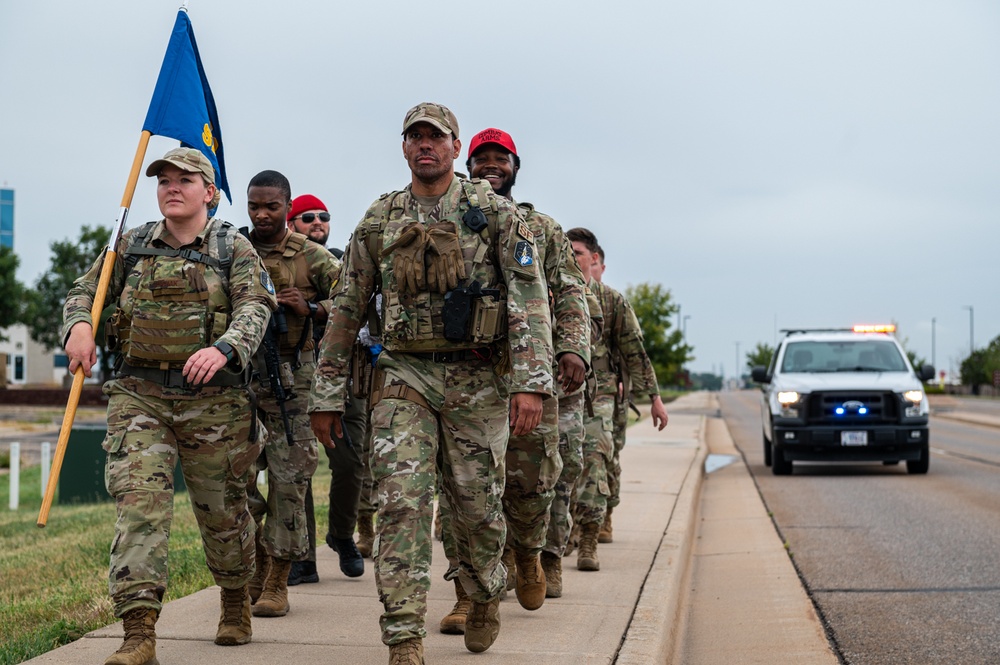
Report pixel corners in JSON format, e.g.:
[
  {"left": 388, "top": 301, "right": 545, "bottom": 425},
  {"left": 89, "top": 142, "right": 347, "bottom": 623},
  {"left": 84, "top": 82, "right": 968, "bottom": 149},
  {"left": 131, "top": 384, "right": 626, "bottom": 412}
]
[{"left": 37, "top": 130, "right": 152, "bottom": 527}]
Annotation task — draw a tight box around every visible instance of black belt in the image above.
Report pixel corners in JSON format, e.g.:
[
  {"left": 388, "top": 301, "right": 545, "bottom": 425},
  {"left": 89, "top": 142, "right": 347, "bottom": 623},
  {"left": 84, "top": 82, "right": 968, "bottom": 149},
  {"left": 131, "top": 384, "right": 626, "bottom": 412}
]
[
  {"left": 405, "top": 348, "right": 492, "bottom": 363},
  {"left": 117, "top": 363, "right": 246, "bottom": 389}
]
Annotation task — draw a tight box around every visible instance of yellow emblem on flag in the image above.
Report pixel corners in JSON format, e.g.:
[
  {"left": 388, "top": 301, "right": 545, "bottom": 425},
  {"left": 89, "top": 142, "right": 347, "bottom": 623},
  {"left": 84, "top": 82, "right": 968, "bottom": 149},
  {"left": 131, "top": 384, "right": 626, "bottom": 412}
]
[{"left": 202, "top": 123, "right": 219, "bottom": 153}]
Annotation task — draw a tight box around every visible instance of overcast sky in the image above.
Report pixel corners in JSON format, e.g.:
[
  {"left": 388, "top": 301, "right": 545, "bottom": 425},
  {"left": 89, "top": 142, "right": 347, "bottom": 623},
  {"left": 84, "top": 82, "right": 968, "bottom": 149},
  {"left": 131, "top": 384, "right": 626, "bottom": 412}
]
[{"left": 1, "top": 1, "right": 997, "bottom": 378}]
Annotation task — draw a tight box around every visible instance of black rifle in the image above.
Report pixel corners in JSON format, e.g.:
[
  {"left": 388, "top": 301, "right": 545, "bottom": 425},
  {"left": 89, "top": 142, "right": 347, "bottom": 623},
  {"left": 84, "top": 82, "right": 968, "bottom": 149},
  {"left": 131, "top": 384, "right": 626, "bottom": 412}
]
[{"left": 240, "top": 226, "right": 296, "bottom": 446}]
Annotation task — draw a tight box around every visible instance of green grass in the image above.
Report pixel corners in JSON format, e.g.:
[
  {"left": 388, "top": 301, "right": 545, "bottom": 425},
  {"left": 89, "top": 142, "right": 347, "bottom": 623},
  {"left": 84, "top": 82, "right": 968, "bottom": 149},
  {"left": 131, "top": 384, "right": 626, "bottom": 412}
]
[{"left": 0, "top": 463, "right": 332, "bottom": 664}]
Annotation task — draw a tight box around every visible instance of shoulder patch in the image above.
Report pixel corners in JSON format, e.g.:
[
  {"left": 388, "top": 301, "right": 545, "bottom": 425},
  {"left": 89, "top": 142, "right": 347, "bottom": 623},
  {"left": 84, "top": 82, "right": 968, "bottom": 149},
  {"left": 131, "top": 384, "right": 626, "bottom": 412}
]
[
  {"left": 260, "top": 270, "right": 275, "bottom": 294},
  {"left": 514, "top": 240, "right": 534, "bottom": 267},
  {"left": 517, "top": 220, "right": 534, "bottom": 242}
]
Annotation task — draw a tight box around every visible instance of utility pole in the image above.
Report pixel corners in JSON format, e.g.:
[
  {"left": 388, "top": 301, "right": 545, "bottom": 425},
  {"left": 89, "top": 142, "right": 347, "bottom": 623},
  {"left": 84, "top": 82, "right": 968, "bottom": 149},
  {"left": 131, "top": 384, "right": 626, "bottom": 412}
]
[
  {"left": 964, "top": 305, "right": 974, "bottom": 355},
  {"left": 735, "top": 341, "right": 741, "bottom": 384}
]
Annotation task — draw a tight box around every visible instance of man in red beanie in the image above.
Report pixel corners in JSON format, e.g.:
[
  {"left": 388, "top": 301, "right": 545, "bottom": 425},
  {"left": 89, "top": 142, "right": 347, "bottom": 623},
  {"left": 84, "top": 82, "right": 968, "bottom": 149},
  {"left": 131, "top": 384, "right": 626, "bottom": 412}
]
[{"left": 284, "top": 194, "right": 368, "bottom": 587}]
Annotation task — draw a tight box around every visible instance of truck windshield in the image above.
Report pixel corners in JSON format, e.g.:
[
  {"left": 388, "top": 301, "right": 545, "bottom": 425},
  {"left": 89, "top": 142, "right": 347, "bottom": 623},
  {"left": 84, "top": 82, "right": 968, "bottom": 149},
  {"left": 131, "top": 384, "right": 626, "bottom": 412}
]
[{"left": 780, "top": 340, "right": 908, "bottom": 373}]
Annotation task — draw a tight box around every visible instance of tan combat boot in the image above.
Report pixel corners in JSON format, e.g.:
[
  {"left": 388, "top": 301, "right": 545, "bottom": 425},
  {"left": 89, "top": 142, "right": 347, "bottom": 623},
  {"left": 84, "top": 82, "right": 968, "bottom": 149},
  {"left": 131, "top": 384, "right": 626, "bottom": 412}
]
[
  {"left": 252, "top": 557, "right": 291, "bottom": 617},
  {"left": 464, "top": 596, "right": 501, "bottom": 653},
  {"left": 514, "top": 550, "right": 546, "bottom": 610},
  {"left": 540, "top": 551, "right": 563, "bottom": 598},
  {"left": 356, "top": 512, "right": 375, "bottom": 559},
  {"left": 249, "top": 534, "right": 270, "bottom": 605},
  {"left": 215, "top": 585, "right": 252, "bottom": 646},
  {"left": 502, "top": 545, "right": 517, "bottom": 592},
  {"left": 104, "top": 607, "right": 158, "bottom": 665},
  {"left": 439, "top": 578, "right": 472, "bottom": 634},
  {"left": 389, "top": 637, "right": 425, "bottom": 664},
  {"left": 578, "top": 522, "right": 601, "bottom": 571}
]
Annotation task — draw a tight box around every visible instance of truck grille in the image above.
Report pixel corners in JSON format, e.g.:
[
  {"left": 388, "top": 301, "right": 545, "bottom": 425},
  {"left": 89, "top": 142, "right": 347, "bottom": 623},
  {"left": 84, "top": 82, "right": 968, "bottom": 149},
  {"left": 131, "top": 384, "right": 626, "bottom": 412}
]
[{"left": 806, "top": 391, "right": 899, "bottom": 425}]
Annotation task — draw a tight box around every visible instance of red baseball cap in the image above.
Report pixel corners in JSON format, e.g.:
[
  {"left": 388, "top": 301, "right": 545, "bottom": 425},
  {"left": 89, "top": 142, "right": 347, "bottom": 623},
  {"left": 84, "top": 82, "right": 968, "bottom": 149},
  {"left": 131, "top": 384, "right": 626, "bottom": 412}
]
[
  {"left": 287, "top": 194, "right": 328, "bottom": 221},
  {"left": 467, "top": 128, "right": 517, "bottom": 160}
]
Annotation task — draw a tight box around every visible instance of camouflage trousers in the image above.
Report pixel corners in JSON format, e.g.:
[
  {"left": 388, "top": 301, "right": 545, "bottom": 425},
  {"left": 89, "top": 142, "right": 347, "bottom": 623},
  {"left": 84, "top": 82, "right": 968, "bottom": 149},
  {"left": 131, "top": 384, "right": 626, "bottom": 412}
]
[
  {"left": 357, "top": 395, "right": 377, "bottom": 519},
  {"left": 102, "top": 378, "right": 261, "bottom": 617},
  {"left": 543, "top": 390, "right": 586, "bottom": 556},
  {"left": 304, "top": 389, "right": 367, "bottom": 561},
  {"left": 248, "top": 360, "right": 320, "bottom": 561},
  {"left": 573, "top": 393, "right": 616, "bottom": 526},
  {"left": 370, "top": 351, "right": 508, "bottom": 646},
  {"left": 441, "top": 389, "right": 559, "bottom": 570},
  {"left": 607, "top": 395, "right": 630, "bottom": 510}
]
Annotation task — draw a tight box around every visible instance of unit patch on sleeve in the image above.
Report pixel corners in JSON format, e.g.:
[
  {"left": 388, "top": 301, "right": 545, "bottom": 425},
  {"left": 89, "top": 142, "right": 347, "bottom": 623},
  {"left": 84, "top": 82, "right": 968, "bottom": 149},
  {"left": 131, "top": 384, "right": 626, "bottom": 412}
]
[
  {"left": 517, "top": 220, "right": 534, "bottom": 242},
  {"left": 514, "top": 240, "right": 534, "bottom": 267},
  {"left": 260, "top": 270, "right": 275, "bottom": 294}
]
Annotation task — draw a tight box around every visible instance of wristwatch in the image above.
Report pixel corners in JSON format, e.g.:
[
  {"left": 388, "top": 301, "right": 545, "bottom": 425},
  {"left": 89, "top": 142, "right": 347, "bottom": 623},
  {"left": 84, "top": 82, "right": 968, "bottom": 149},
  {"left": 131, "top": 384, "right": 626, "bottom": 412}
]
[
  {"left": 308, "top": 302, "right": 319, "bottom": 319},
  {"left": 213, "top": 341, "right": 238, "bottom": 368}
]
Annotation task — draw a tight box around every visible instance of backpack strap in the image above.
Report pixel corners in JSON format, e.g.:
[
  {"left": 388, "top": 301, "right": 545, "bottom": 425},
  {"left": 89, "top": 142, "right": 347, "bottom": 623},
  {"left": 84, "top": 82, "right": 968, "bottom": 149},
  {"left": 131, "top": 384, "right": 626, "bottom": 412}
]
[
  {"left": 123, "top": 219, "right": 236, "bottom": 291},
  {"left": 122, "top": 221, "right": 159, "bottom": 276}
]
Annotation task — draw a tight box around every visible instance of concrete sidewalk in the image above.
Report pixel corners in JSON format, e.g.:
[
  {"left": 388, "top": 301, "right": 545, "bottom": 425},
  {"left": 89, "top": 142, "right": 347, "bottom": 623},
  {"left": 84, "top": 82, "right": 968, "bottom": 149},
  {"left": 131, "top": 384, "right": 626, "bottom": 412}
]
[{"left": 24, "top": 396, "right": 704, "bottom": 665}]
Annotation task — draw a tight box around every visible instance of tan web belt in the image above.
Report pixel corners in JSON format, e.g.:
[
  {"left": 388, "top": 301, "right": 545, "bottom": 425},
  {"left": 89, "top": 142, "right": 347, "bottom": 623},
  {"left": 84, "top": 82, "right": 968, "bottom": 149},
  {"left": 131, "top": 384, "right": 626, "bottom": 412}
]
[
  {"left": 118, "top": 363, "right": 246, "bottom": 389},
  {"left": 369, "top": 383, "right": 431, "bottom": 412}
]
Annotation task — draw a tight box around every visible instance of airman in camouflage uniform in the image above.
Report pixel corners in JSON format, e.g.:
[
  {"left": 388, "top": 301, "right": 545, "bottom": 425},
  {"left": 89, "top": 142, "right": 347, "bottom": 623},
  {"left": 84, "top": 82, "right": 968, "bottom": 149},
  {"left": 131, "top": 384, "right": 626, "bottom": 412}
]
[
  {"left": 309, "top": 103, "right": 553, "bottom": 664},
  {"left": 438, "top": 128, "right": 589, "bottom": 630},
  {"left": 566, "top": 227, "right": 668, "bottom": 572},
  {"left": 243, "top": 172, "right": 340, "bottom": 618},
  {"left": 62, "top": 148, "right": 276, "bottom": 665}
]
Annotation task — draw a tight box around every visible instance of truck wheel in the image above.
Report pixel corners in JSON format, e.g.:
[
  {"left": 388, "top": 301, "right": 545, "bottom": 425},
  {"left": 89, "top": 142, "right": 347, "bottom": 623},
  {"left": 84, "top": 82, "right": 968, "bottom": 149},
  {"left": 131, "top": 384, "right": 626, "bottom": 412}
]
[
  {"left": 763, "top": 430, "right": 773, "bottom": 467},
  {"left": 907, "top": 445, "right": 930, "bottom": 474},
  {"left": 772, "top": 444, "right": 792, "bottom": 475}
]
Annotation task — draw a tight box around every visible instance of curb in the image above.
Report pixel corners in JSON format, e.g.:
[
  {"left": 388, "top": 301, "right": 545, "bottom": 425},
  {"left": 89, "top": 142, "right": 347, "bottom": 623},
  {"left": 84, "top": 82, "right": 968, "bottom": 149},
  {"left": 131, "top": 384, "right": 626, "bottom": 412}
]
[{"left": 617, "top": 414, "right": 707, "bottom": 664}]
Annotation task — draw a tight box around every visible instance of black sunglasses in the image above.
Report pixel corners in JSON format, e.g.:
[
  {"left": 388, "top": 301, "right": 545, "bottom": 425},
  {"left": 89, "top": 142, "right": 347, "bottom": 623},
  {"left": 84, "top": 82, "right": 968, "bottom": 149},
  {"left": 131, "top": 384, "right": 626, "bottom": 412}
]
[{"left": 296, "top": 212, "right": 330, "bottom": 223}]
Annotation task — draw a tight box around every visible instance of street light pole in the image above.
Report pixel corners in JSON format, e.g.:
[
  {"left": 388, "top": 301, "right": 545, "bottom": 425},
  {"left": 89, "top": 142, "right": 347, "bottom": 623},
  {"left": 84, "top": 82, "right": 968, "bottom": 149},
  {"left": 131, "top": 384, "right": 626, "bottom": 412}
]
[
  {"left": 931, "top": 317, "right": 936, "bottom": 370},
  {"left": 735, "top": 341, "right": 741, "bottom": 384},
  {"left": 964, "top": 305, "right": 974, "bottom": 354}
]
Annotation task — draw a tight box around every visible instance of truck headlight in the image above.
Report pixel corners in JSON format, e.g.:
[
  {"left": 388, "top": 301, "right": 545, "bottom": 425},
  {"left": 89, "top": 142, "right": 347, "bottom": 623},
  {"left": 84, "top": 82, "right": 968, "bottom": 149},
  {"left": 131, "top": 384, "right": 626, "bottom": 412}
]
[
  {"left": 777, "top": 391, "right": 800, "bottom": 405},
  {"left": 903, "top": 390, "right": 924, "bottom": 417}
]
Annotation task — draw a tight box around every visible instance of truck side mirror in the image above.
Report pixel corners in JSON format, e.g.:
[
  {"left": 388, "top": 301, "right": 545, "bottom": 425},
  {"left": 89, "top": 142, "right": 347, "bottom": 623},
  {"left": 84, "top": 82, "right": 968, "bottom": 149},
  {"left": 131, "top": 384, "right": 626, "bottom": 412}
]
[
  {"left": 751, "top": 366, "right": 771, "bottom": 384},
  {"left": 919, "top": 365, "right": 935, "bottom": 382}
]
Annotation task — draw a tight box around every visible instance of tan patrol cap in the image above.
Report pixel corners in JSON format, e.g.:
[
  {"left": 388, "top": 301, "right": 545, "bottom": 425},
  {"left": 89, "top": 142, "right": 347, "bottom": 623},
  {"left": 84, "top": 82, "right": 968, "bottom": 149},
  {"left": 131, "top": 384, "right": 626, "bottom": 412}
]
[
  {"left": 401, "top": 102, "right": 459, "bottom": 139},
  {"left": 145, "top": 147, "right": 216, "bottom": 183}
]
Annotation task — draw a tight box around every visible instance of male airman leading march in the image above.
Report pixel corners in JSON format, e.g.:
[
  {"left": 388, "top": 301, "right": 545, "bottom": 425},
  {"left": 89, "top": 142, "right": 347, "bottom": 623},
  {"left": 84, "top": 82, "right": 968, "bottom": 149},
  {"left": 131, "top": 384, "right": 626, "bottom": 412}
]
[{"left": 308, "top": 102, "right": 554, "bottom": 665}]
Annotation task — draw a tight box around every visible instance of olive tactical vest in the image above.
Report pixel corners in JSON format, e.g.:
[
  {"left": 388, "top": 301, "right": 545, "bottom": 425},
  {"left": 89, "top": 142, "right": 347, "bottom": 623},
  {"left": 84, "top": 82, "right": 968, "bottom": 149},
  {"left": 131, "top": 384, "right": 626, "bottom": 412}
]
[
  {"left": 361, "top": 178, "right": 507, "bottom": 352},
  {"left": 258, "top": 231, "right": 317, "bottom": 355},
  {"left": 110, "top": 219, "right": 237, "bottom": 370}
]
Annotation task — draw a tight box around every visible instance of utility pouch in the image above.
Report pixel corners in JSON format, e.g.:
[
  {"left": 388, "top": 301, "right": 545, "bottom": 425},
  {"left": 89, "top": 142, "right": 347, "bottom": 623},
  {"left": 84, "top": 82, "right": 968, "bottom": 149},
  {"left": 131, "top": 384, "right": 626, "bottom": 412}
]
[
  {"left": 278, "top": 361, "right": 296, "bottom": 400},
  {"left": 469, "top": 293, "right": 505, "bottom": 344},
  {"left": 105, "top": 308, "right": 127, "bottom": 352},
  {"left": 443, "top": 280, "right": 502, "bottom": 343},
  {"left": 350, "top": 342, "right": 373, "bottom": 399},
  {"left": 442, "top": 285, "right": 474, "bottom": 342}
]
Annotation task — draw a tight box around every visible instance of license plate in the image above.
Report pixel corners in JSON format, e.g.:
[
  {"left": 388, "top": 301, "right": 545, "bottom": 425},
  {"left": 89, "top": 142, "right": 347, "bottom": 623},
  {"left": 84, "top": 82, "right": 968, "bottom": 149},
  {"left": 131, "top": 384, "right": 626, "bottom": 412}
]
[{"left": 841, "top": 431, "right": 868, "bottom": 446}]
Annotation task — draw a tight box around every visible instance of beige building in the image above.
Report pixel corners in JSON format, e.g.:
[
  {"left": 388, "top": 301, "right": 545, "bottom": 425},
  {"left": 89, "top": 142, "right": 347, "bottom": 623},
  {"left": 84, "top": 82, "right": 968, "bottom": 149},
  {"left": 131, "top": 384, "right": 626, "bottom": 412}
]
[{"left": 0, "top": 323, "right": 64, "bottom": 386}]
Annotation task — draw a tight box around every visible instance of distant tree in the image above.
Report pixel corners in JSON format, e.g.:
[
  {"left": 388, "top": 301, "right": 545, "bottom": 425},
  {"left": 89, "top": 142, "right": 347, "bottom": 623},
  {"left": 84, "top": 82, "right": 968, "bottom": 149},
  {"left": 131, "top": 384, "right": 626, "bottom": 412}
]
[
  {"left": 623, "top": 282, "right": 692, "bottom": 386},
  {"left": 24, "top": 225, "right": 113, "bottom": 378},
  {"left": 0, "top": 246, "right": 25, "bottom": 342},
  {"left": 745, "top": 342, "right": 775, "bottom": 375},
  {"left": 690, "top": 372, "right": 722, "bottom": 391},
  {"left": 960, "top": 335, "right": 1000, "bottom": 391}
]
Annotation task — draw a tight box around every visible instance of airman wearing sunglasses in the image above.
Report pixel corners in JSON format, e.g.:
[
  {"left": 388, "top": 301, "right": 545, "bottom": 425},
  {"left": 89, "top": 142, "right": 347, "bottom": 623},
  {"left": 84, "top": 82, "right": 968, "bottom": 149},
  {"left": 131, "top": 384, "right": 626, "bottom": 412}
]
[
  {"left": 284, "top": 194, "right": 369, "bottom": 587},
  {"left": 244, "top": 172, "right": 341, "bottom": 620}
]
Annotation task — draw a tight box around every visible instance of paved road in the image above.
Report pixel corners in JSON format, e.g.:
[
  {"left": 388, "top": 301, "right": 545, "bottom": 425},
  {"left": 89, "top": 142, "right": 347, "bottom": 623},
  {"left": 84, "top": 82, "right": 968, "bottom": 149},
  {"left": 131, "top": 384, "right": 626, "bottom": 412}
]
[{"left": 720, "top": 390, "right": 1000, "bottom": 665}]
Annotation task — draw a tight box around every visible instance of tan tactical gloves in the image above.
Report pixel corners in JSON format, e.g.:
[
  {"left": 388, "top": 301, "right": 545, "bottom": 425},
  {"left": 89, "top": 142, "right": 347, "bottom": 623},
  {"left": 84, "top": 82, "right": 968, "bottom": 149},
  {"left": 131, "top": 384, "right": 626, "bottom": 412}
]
[
  {"left": 384, "top": 221, "right": 466, "bottom": 294},
  {"left": 426, "top": 222, "right": 467, "bottom": 294}
]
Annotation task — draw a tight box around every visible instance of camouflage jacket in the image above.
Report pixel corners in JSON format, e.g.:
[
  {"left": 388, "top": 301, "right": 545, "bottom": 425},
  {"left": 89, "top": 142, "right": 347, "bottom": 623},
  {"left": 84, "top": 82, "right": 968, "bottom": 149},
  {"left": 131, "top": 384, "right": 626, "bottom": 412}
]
[
  {"left": 589, "top": 279, "right": 658, "bottom": 398},
  {"left": 309, "top": 175, "right": 553, "bottom": 413},
  {"left": 249, "top": 229, "right": 341, "bottom": 355},
  {"left": 62, "top": 218, "right": 276, "bottom": 388},
  {"left": 515, "top": 202, "right": 590, "bottom": 367}
]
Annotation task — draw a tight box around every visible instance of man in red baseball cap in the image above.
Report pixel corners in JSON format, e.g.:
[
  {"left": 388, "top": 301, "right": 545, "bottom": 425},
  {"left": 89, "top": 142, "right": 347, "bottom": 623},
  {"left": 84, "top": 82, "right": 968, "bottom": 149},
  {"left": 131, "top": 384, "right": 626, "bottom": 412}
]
[
  {"left": 287, "top": 194, "right": 332, "bottom": 250},
  {"left": 436, "top": 128, "right": 592, "bottom": 635}
]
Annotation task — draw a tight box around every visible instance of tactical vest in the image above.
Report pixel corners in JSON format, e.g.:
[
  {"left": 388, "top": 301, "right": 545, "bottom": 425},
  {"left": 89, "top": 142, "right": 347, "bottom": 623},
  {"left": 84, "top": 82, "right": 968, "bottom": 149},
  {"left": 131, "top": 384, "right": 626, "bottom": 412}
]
[
  {"left": 257, "top": 231, "right": 317, "bottom": 355},
  {"left": 361, "top": 178, "right": 507, "bottom": 353},
  {"left": 108, "top": 219, "right": 236, "bottom": 371}
]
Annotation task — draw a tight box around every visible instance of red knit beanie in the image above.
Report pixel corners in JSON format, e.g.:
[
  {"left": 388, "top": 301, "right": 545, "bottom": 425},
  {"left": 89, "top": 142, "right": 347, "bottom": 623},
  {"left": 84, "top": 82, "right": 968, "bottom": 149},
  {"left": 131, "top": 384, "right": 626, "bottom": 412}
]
[{"left": 288, "top": 194, "right": 328, "bottom": 221}]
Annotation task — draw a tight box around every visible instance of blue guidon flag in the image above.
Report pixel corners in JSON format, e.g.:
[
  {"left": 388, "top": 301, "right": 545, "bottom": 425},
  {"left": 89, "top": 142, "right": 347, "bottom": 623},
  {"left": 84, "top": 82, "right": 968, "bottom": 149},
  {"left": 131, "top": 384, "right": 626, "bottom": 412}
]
[{"left": 142, "top": 10, "right": 231, "bottom": 204}]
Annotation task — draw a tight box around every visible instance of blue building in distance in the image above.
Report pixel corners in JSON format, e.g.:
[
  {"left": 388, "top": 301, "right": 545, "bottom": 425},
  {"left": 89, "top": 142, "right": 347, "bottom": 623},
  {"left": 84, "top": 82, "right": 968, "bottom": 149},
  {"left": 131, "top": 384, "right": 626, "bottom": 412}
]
[{"left": 0, "top": 188, "right": 13, "bottom": 249}]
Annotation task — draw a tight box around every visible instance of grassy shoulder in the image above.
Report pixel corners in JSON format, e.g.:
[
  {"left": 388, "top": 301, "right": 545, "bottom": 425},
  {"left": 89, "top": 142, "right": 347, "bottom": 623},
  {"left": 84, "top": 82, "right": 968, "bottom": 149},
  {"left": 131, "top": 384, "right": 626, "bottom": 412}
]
[{"left": 0, "top": 464, "right": 332, "bottom": 665}]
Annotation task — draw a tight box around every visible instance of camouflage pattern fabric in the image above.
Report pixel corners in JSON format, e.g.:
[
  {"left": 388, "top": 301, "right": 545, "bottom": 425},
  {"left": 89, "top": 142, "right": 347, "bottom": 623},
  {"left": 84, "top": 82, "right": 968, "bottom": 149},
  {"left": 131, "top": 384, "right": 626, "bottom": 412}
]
[
  {"left": 249, "top": 230, "right": 339, "bottom": 560},
  {"left": 62, "top": 218, "right": 274, "bottom": 618},
  {"left": 63, "top": 218, "right": 275, "bottom": 373},
  {"left": 369, "top": 351, "right": 509, "bottom": 645},
  {"left": 573, "top": 393, "right": 616, "bottom": 526},
  {"left": 608, "top": 396, "right": 630, "bottom": 510},
  {"left": 103, "top": 382, "right": 261, "bottom": 616},
  {"left": 309, "top": 175, "right": 552, "bottom": 646},
  {"left": 542, "top": 390, "right": 586, "bottom": 556},
  {"left": 248, "top": 361, "right": 320, "bottom": 560}
]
